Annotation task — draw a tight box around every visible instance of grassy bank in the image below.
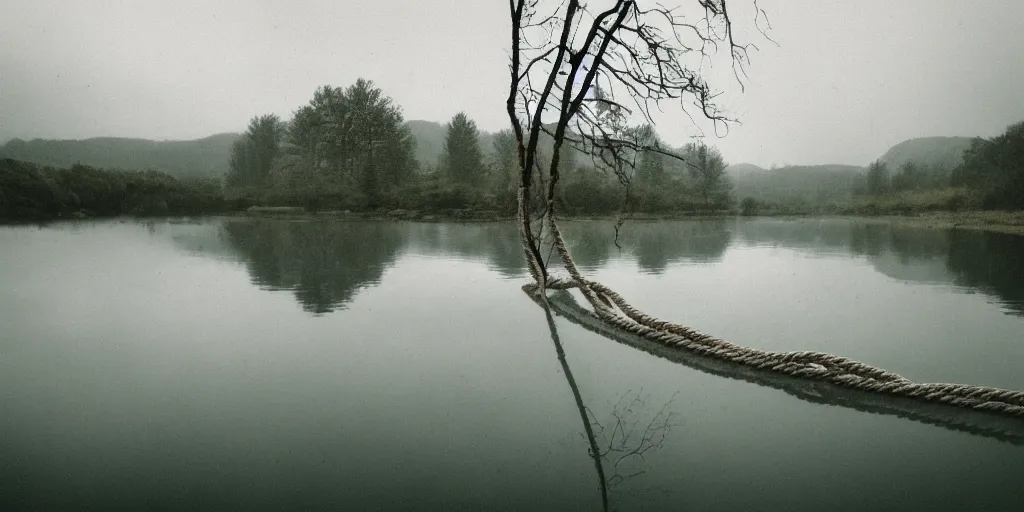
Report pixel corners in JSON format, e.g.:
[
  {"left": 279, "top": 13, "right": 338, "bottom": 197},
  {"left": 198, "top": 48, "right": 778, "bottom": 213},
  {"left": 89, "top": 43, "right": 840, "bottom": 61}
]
[
  {"left": 842, "top": 188, "right": 982, "bottom": 215},
  {"left": 236, "top": 205, "right": 1024, "bottom": 236},
  {"left": 851, "top": 211, "right": 1024, "bottom": 236},
  {"left": 233, "top": 206, "right": 511, "bottom": 222},
  {"left": 233, "top": 206, "right": 747, "bottom": 223}
]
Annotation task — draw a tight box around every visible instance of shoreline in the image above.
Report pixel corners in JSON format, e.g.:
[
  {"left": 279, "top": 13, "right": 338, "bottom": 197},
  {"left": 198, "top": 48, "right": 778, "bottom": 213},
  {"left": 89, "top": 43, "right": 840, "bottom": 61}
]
[
  {"left": 841, "top": 211, "right": 1024, "bottom": 236},
  {"left": 227, "top": 207, "right": 1024, "bottom": 235},
  {"left": 6, "top": 209, "right": 1023, "bottom": 236}
]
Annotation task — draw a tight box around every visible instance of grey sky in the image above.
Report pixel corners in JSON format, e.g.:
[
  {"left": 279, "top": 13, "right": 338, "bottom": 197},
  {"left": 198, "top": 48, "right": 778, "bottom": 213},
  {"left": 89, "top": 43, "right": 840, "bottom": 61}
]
[{"left": 1, "top": 0, "right": 1022, "bottom": 167}]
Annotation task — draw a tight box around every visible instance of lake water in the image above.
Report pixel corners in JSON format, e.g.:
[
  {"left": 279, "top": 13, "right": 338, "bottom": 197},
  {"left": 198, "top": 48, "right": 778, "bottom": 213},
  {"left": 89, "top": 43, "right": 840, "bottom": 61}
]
[{"left": 1, "top": 217, "right": 1023, "bottom": 511}]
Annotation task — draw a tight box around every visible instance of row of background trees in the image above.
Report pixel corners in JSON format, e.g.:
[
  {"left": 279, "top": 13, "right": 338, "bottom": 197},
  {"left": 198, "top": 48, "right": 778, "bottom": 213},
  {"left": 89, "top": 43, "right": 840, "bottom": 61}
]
[
  {"left": 0, "top": 158, "right": 224, "bottom": 219},
  {"left": 858, "top": 121, "right": 1024, "bottom": 211},
  {"left": 225, "top": 78, "right": 734, "bottom": 215},
  {"left": 14, "top": 78, "right": 1018, "bottom": 220},
  {"left": 4, "top": 101, "right": 1018, "bottom": 221}
]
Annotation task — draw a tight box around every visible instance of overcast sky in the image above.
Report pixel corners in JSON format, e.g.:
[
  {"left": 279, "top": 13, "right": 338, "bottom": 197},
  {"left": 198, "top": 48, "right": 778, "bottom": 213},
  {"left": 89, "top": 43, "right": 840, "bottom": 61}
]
[{"left": 2, "top": 0, "right": 1022, "bottom": 167}]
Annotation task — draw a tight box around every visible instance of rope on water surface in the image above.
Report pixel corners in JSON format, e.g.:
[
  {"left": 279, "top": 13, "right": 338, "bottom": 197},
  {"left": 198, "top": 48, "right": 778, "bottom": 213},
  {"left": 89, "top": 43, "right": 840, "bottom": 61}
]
[{"left": 519, "top": 200, "right": 1024, "bottom": 418}]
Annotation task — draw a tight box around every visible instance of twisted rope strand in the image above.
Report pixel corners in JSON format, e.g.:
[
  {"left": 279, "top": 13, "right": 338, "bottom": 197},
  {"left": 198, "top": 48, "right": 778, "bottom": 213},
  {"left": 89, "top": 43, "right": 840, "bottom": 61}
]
[{"left": 526, "top": 215, "right": 1024, "bottom": 418}]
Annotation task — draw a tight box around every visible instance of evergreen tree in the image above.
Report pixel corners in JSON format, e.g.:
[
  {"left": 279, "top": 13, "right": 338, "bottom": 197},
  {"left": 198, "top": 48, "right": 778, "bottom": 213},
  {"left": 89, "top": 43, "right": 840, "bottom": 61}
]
[
  {"left": 227, "top": 114, "right": 285, "bottom": 189},
  {"left": 443, "top": 112, "right": 484, "bottom": 185},
  {"left": 866, "top": 160, "right": 891, "bottom": 195}
]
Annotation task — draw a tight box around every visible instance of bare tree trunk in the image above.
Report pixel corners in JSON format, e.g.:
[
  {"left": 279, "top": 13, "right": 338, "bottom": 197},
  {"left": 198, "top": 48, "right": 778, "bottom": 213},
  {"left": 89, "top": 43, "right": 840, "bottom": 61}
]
[{"left": 507, "top": 0, "right": 754, "bottom": 283}]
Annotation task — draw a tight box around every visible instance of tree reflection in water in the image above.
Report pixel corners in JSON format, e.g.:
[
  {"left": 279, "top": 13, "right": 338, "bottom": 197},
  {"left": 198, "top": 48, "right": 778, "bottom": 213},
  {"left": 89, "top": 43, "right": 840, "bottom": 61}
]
[
  {"left": 222, "top": 220, "right": 404, "bottom": 315},
  {"left": 206, "top": 218, "right": 1023, "bottom": 317},
  {"left": 541, "top": 303, "right": 681, "bottom": 511}
]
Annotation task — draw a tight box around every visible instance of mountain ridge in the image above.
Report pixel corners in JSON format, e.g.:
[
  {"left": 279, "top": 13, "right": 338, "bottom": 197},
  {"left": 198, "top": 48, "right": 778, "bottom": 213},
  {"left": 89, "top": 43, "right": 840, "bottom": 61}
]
[
  {"left": 876, "top": 136, "right": 975, "bottom": 170},
  {"left": 0, "top": 127, "right": 987, "bottom": 186}
]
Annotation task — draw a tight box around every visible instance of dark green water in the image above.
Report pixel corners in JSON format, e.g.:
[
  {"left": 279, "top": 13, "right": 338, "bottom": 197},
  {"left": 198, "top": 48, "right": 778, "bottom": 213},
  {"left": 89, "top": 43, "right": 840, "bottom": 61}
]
[{"left": 1, "top": 217, "right": 1022, "bottom": 511}]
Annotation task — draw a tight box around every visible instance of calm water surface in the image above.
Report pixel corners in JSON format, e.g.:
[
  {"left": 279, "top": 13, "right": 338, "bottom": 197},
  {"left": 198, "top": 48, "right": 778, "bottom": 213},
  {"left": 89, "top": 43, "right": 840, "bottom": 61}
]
[{"left": 1, "top": 217, "right": 1023, "bottom": 511}]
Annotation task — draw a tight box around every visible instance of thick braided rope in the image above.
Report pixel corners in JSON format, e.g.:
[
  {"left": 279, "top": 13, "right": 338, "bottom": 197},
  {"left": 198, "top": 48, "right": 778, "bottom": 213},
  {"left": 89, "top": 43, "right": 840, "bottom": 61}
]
[
  {"left": 534, "top": 216, "right": 1024, "bottom": 417},
  {"left": 531, "top": 285, "right": 1024, "bottom": 444}
]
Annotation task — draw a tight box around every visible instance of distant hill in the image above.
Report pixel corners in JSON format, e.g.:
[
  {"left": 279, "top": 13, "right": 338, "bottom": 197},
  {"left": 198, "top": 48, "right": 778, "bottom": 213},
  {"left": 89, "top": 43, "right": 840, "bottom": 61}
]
[
  {"left": 0, "top": 133, "right": 240, "bottom": 180},
  {"left": 0, "top": 122, "right": 502, "bottom": 180},
  {"left": 877, "top": 136, "right": 975, "bottom": 170},
  {"left": 733, "top": 164, "right": 865, "bottom": 205},
  {"left": 405, "top": 120, "right": 496, "bottom": 170},
  {"left": 726, "top": 163, "right": 767, "bottom": 178},
  {"left": 0, "top": 130, "right": 976, "bottom": 190}
]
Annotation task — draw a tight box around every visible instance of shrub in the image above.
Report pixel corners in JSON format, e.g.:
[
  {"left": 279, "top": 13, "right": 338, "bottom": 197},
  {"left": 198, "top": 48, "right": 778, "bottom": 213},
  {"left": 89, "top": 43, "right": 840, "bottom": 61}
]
[
  {"left": 0, "top": 158, "right": 226, "bottom": 220},
  {"left": 739, "top": 197, "right": 759, "bottom": 216}
]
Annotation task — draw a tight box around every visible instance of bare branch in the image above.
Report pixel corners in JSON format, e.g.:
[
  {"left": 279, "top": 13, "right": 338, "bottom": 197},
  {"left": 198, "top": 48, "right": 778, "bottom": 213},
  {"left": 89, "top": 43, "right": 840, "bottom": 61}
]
[{"left": 510, "top": 0, "right": 766, "bottom": 277}]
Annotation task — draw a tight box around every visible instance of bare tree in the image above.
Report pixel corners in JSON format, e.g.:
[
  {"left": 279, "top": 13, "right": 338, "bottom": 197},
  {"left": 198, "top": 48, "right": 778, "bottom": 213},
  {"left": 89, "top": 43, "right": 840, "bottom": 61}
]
[{"left": 507, "top": 0, "right": 764, "bottom": 284}]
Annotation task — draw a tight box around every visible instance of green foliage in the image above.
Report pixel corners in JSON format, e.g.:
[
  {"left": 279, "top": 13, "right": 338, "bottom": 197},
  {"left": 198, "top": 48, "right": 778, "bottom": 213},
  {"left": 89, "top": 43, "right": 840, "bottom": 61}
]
[
  {"left": 726, "top": 133, "right": 999, "bottom": 214},
  {"left": 406, "top": 120, "right": 496, "bottom": 169},
  {"left": 385, "top": 172, "right": 511, "bottom": 212},
  {"left": 227, "top": 114, "right": 286, "bottom": 189},
  {"left": 844, "top": 187, "right": 981, "bottom": 215},
  {"left": 952, "top": 122, "right": 1024, "bottom": 209},
  {"left": 272, "top": 79, "right": 417, "bottom": 208},
  {"left": 0, "top": 159, "right": 64, "bottom": 218},
  {"left": 636, "top": 148, "right": 667, "bottom": 188},
  {"left": 0, "top": 158, "right": 224, "bottom": 220},
  {"left": 490, "top": 129, "right": 519, "bottom": 195},
  {"left": 0, "top": 134, "right": 238, "bottom": 180},
  {"left": 681, "top": 142, "right": 733, "bottom": 211},
  {"left": 559, "top": 166, "right": 623, "bottom": 214},
  {"left": 226, "top": 97, "right": 532, "bottom": 215},
  {"left": 865, "top": 160, "right": 891, "bottom": 195},
  {"left": 739, "top": 197, "right": 759, "bottom": 216},
  {"left": 442, "top": 112, "right": 485, "bottom": 185},
  {"left": 731, "top": 163, "right": 863, "bottom": 208}
]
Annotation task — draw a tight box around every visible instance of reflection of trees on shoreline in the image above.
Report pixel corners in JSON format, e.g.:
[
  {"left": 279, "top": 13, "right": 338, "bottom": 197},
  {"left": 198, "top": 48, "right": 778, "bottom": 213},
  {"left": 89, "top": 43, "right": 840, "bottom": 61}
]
[
  {"left": 947, "top": 230, "right": 1024, "bottom": 315},
  {"left": 626, "top": 220, "right": 732, "bottom": 274},
  {"left": 737, "top": 220, "right": 1024, "bottom": 315},
  {"left": 400, "top": 220, "right": 733, "bottom": 278},
  {"left": 182, "top": 218, "right": 1022, "bottom": 316},
  {"left": 402, "top": 222, "right": 527, "bottom": 277},
  {"left": 222, "top": 220, "right": 404, "bottom": 315},
  {"left": 558, "top": 220, "right": 733, "bottom": 274}
]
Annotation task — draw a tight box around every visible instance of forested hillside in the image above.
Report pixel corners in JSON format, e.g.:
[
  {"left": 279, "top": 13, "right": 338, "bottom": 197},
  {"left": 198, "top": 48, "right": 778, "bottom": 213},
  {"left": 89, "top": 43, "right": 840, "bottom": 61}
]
[
  {"left": 0, "top": 133, "right": 240, "bottom": 180},
  {"left": 724, "top": 132, "right": 1014, "bottom": 214},
  {"left": 728, "top": 164, "right": 864, "bottom": 211},
  {"left": 878, "top": 136, "right": 974, "bottom": 171}
]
